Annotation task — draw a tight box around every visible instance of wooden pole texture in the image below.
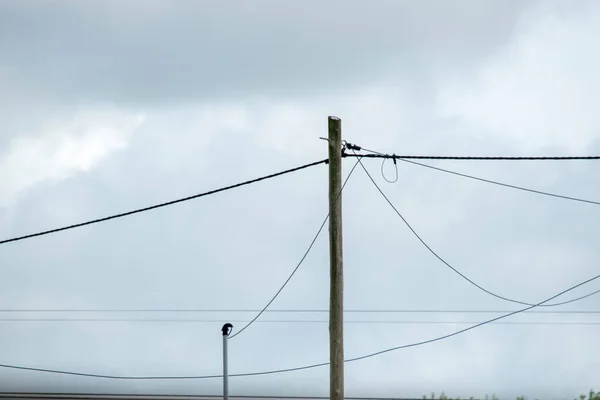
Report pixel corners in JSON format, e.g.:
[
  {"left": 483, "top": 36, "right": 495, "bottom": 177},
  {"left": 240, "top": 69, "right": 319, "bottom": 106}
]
[{"left": 327, "top": 116, "right": 344, "bottom": 400}]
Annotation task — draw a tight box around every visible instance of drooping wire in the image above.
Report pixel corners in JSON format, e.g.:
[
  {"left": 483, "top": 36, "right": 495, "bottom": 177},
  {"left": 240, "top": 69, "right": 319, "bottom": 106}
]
[
  {"left": 0, "top": 159, "right": 329, "bottom": 245},
  {"left": 344, "top": 271, "right": 600, "bottom": 363},
  {"left": 381, "top": 157, "right": 398, "bottom": 183},
  {"left": 229, "top": 157, "right": 363, "bottom": 339},
  {"left": 354, "top": 146, "right": 600, "bottom": 206},
  {"left": 353, "top": 152, "right": 600, "bottom": 307},
  {"left": 0, "top": 269, "right": 598, "bottom": 379}
]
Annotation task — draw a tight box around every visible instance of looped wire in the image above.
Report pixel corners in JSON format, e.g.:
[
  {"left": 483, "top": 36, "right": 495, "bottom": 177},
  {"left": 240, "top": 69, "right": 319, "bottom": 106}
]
[{"left": 381, "top": 154, "right": 398, "bottom": 183}]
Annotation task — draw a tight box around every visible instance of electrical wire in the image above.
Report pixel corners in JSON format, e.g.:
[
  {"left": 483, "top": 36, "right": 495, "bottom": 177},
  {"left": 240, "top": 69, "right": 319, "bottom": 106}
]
[
  {"left": 228, "top": 157, "right": 362, "bottom": 339},
  {"left": 0, "top": 395, "right": 428, "bottom": 400},
  {"left": 0, "top": 318, "right": 598, "bottom": 326},
  {"left": 344, "top": 153, "right": 600, "bottom": 161},
  {"left": 343, "top": 271, "right": 600, "bottom": 364},
  {"left": 0, "top": 159, "right": 329, "bottom": 245},
  {"left": 354, "top": 146, "right": 600, "bottom": 206},
  {"left": 381, "top": 158, "right": 398, "bottom": 183},
  {"left": 0, "top": 270, "right": 598, "bottom": 380},
  {"left": 0, "top": 308, "right": 598, "bottom": 314},
  {"left": 354, "top": 153, "right": 600, "bottom": 307},
  {"left": 398, "top": 158, "right": 600, "bottom": 206},
  {"left": 0, "top": 394, "right": 425, "bottom": 400}
]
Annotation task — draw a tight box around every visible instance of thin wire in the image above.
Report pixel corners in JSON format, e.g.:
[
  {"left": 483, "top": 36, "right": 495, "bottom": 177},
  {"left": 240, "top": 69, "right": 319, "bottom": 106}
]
[
  {"left": 228, "top": 157, "right": 362, "bottom": 339},
  {"left": 344, "top": 153, "right": 600, "bottom": 161},
  {"left": 160, "top": 274, "right": 598, "bottom": 372},
  {"left": 400, "top": 158, "right": 600, "bottom": 206},
  {"left": 1, "top": 318, "right": 598, "bottom": 326},
  {"left": 0, "top": 308, "right": 598, "bottom": 314},
  {"left": 1, "top": 271, "right": 598, "bottom": 380},
  {"left": 344, "top": 272, "right": 600, "bottom": 363},
  {"left": 0, "top": 363, "right": 215, "bottom": 380},
  {"left": 1, "top": 151, "right": 598, "bottom": 380},
  {"left": 381, "top": 158, "right": 398, "bottom": 183},
  {"left": 357, "top": 146, "right": 600, "bottom": 206},
  {"left": 0, "top": 159, "right": 329, "bottom": 245},
  {"left": 355, "top": 153, "right": 600, "bottom": 307},
  {"left": 0, "top": 394, "right": 426, "bottom": 400}
]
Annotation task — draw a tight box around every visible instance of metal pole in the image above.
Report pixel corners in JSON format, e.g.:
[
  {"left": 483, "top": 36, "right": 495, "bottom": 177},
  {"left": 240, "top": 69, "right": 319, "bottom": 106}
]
[{"left": 222, "top": 323, "right": 233, "bottom": 400}]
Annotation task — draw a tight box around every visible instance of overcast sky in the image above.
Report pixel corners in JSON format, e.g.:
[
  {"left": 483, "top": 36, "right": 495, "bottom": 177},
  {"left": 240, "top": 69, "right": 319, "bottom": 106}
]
[{"left": 1, "top": 0, "right": 599, "bottom": 399}]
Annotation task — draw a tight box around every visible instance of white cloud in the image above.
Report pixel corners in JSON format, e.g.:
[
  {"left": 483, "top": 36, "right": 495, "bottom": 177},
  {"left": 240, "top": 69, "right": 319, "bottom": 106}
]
[
  {"left": 0, "top": 108, "right": 145, "bottom": 207},
  {"left": 435, "top": 2, "right": 600, "bottom": 153}
]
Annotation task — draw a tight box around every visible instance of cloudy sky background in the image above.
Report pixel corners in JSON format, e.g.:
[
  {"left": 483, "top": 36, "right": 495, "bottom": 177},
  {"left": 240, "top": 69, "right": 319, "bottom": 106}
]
[{"left": 1, "top": 0, "right": 600, "bottom": 398}]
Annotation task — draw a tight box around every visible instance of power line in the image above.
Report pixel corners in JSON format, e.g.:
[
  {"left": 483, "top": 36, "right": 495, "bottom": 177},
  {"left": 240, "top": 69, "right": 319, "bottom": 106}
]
[
  {"left": 342, "top": 271, "right": 600, "bottom": 364},
  {"left": 343, "top": 151, "right": 600, "bottom": 161},
  {"left": 0, "top": 308, "right": 598, "bottom": 314},
  {"left": 354, "top": 154, "right": 600, "bottom": 307},
  {"left": 345, "top": 144, "right": 600, "bottom": 208},
  {"left": 0, "top": 270, "right": 597, "bottom": 380},
  {"left": 0, "top": 394, "right": 425, "bottom": 400},
  {"left": 229, "top": 158, "right": 362, "bottom": 339},
  {"left": 0, "top": 318, "right": 598, "bottom": 326},
  {"left": 402, "top": 157, "right": 599, "bottom": 206},
  {"left": 0, "top": 159, "right": 328, "bottom": 245},
  {"left": 350, "top": 145, "right": 600, "bottom": 206}
]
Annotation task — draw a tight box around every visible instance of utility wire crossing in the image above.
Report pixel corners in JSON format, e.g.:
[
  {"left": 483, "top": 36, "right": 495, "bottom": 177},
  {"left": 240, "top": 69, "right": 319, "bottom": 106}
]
[
  {"left": 348, "top": 144, "right": 600, "bottom": 206},
  {"left": 229, "top": 157, "right": 363, "bottom": 339},
  {"left": 4, "top": 147, "right": 598, "bottom": 246},
  {"left": 352, "top": 152, "right": 600, "bottom": 307},
  {"left": 3, "top": 141, "right": 600, "bottom": 381},
  {"left": 0, "top": 270, "right": 597, "bottom": 380}
]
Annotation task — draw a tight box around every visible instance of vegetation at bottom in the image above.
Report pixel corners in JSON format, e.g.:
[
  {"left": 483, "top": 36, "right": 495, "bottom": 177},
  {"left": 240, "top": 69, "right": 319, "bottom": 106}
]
[{"left": 422, "top": 389, "right": 599, "bottom": 400}]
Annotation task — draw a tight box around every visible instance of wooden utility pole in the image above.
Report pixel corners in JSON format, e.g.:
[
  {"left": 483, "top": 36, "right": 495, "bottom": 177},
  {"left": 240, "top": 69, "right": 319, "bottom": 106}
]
[{"left": 327, "top": 116, "right": 344, "bottom": 400}]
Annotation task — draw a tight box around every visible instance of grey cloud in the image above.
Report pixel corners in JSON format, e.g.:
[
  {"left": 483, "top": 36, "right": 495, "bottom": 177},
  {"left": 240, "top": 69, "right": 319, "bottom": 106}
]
[
  {"left": 1, "top": 0, "right": 600, "bottom": 398},
  {"left": 1, "top": 0, "right": 527, "bottom": 104}
]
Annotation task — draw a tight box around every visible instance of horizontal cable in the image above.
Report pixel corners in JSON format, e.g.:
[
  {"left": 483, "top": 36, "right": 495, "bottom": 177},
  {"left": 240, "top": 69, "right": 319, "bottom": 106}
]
[
  {"left": 343, "top": 152, "right": 600, "bottom": 161},
  {"left": 0, "top": 394, "right": 425, "bottom": 400},
  {"left": 0, "top": 308, "right": 597, "bottom": 314},
  {"left": 0, "top": 318, "right": 597, "bottom": 326},
  {"left": 347, "top": 144, "right": 600, "bottom": 205},
  {"left": 0, "top": 271, "right": 597, "bottom": 380},
  {"left": 0, "top": 159, "right": 328, "bottom": 245}
]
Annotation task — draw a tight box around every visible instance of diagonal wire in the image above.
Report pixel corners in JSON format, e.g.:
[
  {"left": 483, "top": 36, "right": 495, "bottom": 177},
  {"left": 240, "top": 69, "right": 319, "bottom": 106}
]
[
  {"left": 354, "top": 153, "right": 600, "bottom": 307},
  {"left": 0, "top": 159, "right": 328, "bottom": 245},
  {"left": 401, "top": 158, "right": 600, "bottom": 206},
  {"left": 229, "top": 157, "right": 362, "bottom": 339},
  {"left": 0, "top": 153, "right": 597, "bottom": 380},
  {"left": 357, "top": 147, "right": 600, "bottom": 206},
  {"left": 345, "top": 272, "right": 600, "bottom": 363}
]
